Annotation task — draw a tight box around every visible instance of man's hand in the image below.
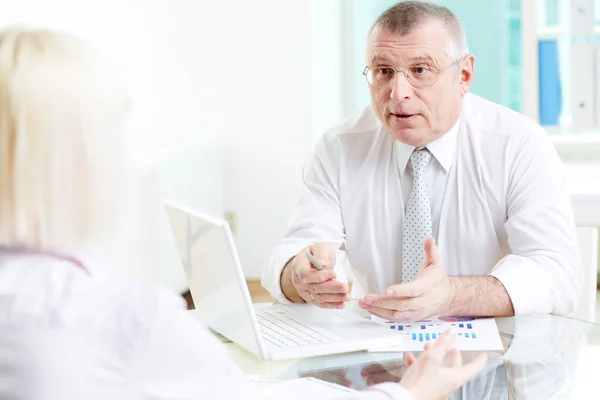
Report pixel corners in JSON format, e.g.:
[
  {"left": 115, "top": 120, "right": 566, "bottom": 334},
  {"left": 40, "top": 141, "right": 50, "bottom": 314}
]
[
  {"left": 358, "top": 237, "right": 452, "bottom": 322},
  {"left": 280, "top": 243, "right": 350, "bottom": 308},
  {"left": 400, "top": 329, "right": 487, "bottom": 400}
]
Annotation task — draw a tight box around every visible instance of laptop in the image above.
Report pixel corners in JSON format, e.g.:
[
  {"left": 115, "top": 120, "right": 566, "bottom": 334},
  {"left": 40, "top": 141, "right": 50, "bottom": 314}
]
[{"left": 164, "top": 200, "right": 403, "bottom": 361}]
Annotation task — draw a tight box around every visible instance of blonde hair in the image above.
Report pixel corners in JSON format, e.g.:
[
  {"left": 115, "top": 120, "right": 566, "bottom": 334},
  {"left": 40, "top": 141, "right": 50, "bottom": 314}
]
[{"left": 0, "top": 27, "right": 131, "bottom": 253}]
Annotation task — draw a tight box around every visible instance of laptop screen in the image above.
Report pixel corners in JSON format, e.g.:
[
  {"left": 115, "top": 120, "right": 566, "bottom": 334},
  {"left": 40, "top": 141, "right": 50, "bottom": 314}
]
[{"left": 164, "top": 200, "right": 265, "bottom": 357}]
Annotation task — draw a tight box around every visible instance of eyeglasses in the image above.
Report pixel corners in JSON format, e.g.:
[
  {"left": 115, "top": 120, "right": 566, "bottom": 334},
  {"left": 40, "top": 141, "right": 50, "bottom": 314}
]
[{"left": 362, "top": 56, "right": 465, "bottom": 89}]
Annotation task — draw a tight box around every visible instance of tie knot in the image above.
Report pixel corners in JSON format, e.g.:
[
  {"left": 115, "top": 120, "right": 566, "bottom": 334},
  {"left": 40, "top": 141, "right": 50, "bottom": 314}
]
[{"left": 410, "top": 148, "right": 432, "bottom": 177}]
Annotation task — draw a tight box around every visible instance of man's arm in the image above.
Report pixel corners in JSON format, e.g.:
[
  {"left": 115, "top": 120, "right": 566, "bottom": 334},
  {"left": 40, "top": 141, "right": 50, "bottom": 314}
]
[
  {"left": 488, "top": 126, "right": 582, "bottom": 316},
  {"left": 261, "top": 133, "right": 348, "bottom": 304},
  {"left": 447, "top": 123, "right": 580, "bottom": 318},
  {"left": 445, "top": 276, "right": 514, "bottom": 317},
  {"left": 359, "top": 238, "right": 515, "bottom": 321}
]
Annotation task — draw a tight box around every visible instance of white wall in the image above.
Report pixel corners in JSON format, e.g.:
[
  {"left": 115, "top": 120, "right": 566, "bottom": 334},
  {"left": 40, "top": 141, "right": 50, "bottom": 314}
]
[
  {"left": 0, "top": 0, "right": 348, "bottom": 284},
  {"left": 221, "top": 0, "right": 346, "bottom": 278},
  {"left": 0, "top": 0, "right": 225, "bottom": 151},
  {"left": 310, "top": 0, "right": 346, "bottom": 141},
  {"left": 0, "top": 0, "right": 227, "bottom": 291}
]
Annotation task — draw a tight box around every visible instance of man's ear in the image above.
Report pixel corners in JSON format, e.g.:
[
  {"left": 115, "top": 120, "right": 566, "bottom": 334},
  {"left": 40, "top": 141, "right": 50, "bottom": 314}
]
[{"left": 459, "top": 54, "right": 475, "bottom": 97}]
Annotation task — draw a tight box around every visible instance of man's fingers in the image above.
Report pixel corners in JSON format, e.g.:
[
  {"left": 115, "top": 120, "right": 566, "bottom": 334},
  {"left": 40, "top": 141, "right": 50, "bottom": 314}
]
[
  {"left": 423, "top": 236, "right": 441, "bottom": 266},
  {"left": 310, "top": 243, "right": 336, "bottom": 269},
  {"left": 307, "top": 292, "right": 350, "bottom": 303},
  {"left": 299, "top": 288, "right": 348, "bottom": 308},
  {"left": 319, "top": 302, "right": 346, "bottom": 309},
  {"left": 357, "top": 302, "right": 417, "bottom": 322},
  {"left": 294, "top": 250, "right": 335, "bottom": 275},
  {"left": 294, "top": 246, "right": 339, "bottom": 283},
  {"left": 447, "top": 348, "right": 462, "bottom": 368},
  {"left": 384, "top": 279, "right": 428, "bottom": 297},
  {"left": 295, "top": 267, "right": 336, "bottom": 284},
  {"left": 451, "top": 353, "right": 488, "bottom": 384},
  {"left": 358, "top": 302, "right": 400, "bottom": 321},
  {"left": 309, "top": 280, "right": 349, "bottom": 295},
  {"left": 361, "top": 294, "right": 417, "bottom": 311}
]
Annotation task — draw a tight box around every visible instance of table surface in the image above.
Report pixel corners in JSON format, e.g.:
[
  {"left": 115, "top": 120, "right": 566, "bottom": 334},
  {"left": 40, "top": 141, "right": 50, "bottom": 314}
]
[{"left": 217, "top": 313, "right": 600, "bottom": 399}]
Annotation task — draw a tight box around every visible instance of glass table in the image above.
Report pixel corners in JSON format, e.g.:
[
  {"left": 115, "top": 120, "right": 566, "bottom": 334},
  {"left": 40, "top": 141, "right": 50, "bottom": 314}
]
[{"left": 220, "top": 314, "right": 600, "bottom": 399}]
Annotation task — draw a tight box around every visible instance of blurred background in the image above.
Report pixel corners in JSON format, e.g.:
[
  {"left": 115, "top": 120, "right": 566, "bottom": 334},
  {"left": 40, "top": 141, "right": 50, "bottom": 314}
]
[{"left": 2, "top": 0, "right": 598, "bottom": 299}]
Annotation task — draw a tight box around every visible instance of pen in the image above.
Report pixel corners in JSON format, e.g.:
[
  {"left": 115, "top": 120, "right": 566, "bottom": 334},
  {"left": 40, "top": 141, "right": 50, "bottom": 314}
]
[
  {"left": 306, "top": 251, "right": 362, "bottom": 300},
  {"left": 306, "top": 251, "right": 325, "bottom": 271}
]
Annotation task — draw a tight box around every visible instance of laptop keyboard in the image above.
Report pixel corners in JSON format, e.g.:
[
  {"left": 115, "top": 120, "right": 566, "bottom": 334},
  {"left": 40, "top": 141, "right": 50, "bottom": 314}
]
[{"left": 256, "top": 308, "right": 344, "bottom": 348}]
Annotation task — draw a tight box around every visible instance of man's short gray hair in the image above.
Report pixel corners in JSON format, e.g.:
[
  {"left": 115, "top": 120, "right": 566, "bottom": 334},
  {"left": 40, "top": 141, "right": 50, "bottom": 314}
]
[{"left": 371, "top": 1, "right": 469, "bottom": 60}]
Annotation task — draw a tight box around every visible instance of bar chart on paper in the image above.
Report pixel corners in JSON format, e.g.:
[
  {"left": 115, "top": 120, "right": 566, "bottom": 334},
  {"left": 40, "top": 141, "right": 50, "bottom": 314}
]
[{"left": 370, "top": 315, "right": 504, "bottom": 352}]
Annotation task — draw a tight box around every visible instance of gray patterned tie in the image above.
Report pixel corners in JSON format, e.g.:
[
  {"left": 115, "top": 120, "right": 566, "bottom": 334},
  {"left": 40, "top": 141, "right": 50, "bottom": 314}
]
[{"left": 402, "top": 148, "right": 433, "bottom": 283}]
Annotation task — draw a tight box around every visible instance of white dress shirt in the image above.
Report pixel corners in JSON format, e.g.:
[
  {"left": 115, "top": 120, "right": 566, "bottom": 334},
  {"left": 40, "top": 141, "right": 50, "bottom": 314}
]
[
  {"left": 262, "top": 93, "right": 582, "bottom": 316},
  {"left": 0, "top": 250, "right": 413, "bottom": 400}
]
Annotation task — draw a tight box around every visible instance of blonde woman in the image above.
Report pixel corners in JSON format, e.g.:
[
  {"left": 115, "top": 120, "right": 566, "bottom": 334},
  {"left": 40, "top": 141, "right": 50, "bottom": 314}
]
[
  {"left": 0, "top": 26, "right": 246, "bottom": 400},
  {"left": 0, "top": 27, "right": 485, "bottom": 400}
]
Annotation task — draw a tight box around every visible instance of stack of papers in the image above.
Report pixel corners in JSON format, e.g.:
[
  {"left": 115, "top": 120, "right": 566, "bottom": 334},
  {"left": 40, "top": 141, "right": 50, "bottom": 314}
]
[{"left": 369, "top": 315, "right": 504, "bottom": 352}]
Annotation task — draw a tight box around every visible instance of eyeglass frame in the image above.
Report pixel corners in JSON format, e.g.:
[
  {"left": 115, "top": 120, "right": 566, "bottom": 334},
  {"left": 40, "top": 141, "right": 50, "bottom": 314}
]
[{"left": 362, "top": 54, "right": 468, "bottom": 89}]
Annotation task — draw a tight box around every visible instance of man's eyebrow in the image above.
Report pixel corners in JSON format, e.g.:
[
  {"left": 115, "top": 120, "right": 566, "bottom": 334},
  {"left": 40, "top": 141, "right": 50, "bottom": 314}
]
[{"left": 371, "top": 54, "right": 391, "bottom": 64}]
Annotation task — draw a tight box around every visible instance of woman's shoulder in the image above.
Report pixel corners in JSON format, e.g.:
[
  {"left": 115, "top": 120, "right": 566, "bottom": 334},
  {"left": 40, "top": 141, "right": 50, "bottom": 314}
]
[
  {"left": 67, "top": 275, "right": 188, "bottom": 339},
  {"left": 0, "top": 254, "right": 187, "bottom": 343}
]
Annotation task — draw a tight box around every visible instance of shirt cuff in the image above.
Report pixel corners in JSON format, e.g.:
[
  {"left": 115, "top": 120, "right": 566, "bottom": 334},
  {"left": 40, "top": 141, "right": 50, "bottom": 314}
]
[
  {"left": 489, "top": 254, "right": 552, "bottom": 315},
  {"left": 261, "top": 244, "right": 307, "bottom": 304}
]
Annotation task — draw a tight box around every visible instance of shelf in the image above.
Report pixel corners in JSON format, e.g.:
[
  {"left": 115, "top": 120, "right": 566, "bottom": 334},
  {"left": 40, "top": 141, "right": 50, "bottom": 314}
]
[{"left": 536, "top": 25, "right": 600, "bottom": 39}]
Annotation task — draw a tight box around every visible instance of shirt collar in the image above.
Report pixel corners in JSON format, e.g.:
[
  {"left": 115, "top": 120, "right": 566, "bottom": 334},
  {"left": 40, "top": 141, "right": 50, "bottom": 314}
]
[
  {"left": 395, "top": 117, "right": 460, "bottom": 176},
  {"left": 0, "top": 246, "right": 106, "bottom": 276}
]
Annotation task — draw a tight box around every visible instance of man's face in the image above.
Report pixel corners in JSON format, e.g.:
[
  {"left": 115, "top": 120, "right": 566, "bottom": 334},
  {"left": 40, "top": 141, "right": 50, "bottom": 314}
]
[{"left": 366, "top": 20, "right": 474, "bottom": 147}]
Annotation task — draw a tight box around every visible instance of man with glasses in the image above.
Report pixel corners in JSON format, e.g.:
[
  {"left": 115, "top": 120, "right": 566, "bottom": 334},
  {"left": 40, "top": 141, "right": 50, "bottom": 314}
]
[{"left": 262, "top": 1, "right": 581, "bottom": 323}]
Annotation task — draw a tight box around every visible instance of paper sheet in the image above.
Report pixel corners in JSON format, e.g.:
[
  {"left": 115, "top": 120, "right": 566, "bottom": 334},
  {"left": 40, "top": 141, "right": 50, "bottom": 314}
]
[
  {"left": 369, "top": 315, "right": 504, "bottom": 352},
  {"left": 249, "top": 377, "right": 357, "bottom": 399}
]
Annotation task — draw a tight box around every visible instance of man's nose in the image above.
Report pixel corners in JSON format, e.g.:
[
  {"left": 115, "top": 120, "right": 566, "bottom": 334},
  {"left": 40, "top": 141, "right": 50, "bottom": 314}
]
[{"left": 390, "top": 71, "right": 413, "bottom": 101}]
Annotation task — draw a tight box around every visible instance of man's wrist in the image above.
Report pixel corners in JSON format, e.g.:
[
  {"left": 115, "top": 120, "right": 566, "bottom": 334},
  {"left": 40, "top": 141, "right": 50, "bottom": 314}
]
[
  {"left": 280, "top": 258, "right": 304, "bottom": 303},
  {"left": 439, "top": 276, "right": 515, "bottom": 317},
  {"left": 442, "top": 277, "right": 458, "bottom": 315}
]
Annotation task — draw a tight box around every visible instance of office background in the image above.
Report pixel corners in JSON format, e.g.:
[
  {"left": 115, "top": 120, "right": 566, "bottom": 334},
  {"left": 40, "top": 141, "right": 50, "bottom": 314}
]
[{"left": 2, "top": 0, "right": 598, "bottom": 295}]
